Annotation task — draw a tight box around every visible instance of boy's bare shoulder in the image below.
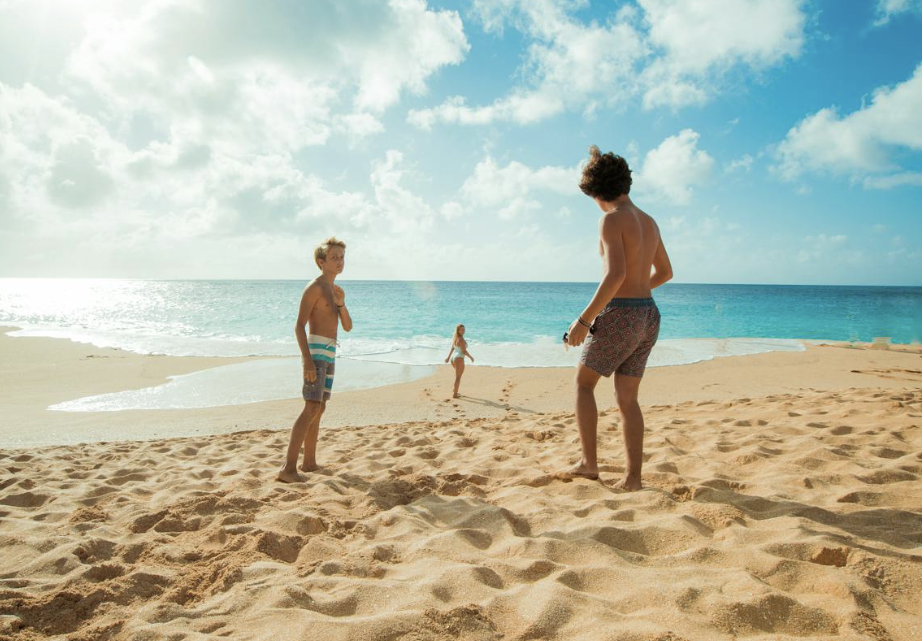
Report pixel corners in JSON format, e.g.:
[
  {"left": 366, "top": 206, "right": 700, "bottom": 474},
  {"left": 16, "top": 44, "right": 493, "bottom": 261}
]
[
  {"left": 599, "top": 211, "right": 626, "bottom": 235},
  {"left": 299, "top": 281, "right": 323, "bottom": 306},
  {"left": 304, "top": 280, "right": 323, "bottom": 294}
]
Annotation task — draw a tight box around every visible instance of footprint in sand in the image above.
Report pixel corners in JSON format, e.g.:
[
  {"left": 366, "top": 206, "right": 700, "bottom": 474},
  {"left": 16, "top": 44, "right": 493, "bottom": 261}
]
[
  {"left": 499, "top": 379, "right": 514, "bottom": 405},
  {"left": 851, "top": 367, "right": 922, "bottom": 382}
]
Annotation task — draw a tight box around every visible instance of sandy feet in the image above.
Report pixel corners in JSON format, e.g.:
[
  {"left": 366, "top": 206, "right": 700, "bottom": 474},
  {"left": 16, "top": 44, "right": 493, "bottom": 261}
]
[
  {"left": 614, "top": 475, "right": 643, "bottom": 491},
  {"left": 275, "top": 468, "right": 304, "bottom": 483},
  {"left": 553, "top": 464, "right": 600, "bottom": 481}
]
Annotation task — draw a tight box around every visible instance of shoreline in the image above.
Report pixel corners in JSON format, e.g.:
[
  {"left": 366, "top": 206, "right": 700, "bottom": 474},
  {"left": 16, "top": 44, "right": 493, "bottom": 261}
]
[{"left": 0, "top": 326, "right": 920, "bottom": 449}]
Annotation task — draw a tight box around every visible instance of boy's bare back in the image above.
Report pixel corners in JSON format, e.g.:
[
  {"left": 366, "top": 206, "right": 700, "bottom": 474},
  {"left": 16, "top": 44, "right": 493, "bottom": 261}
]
[{"left": 600, "top": 203, "right": 669, "bottom": 299}]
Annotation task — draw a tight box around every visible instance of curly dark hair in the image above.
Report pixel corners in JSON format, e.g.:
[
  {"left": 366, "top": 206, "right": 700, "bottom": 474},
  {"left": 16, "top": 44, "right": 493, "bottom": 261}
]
[{"left": 579, "top": 145, "right": 632, "bottom": 201}]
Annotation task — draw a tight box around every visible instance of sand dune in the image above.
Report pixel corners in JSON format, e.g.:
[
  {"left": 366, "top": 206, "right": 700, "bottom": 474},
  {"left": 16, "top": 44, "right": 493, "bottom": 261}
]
[{"left": 1, "top": 386, "right": 920, "bottom": 640}]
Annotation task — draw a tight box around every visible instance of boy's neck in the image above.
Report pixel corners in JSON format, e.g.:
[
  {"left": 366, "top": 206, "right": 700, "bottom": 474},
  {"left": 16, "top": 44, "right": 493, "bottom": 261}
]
[{"left": 317, "top": 272, "right": 337, "bottom": 284}]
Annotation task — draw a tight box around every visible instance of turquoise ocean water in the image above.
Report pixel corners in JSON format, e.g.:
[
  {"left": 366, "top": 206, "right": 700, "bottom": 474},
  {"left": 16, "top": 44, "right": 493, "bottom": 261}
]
[{"left": 0, "top": 280, "right": 919, "bottom": 411}]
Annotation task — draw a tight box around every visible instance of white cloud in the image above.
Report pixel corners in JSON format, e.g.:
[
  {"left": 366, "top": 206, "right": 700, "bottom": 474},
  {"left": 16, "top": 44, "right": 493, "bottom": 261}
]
[
  {"left": 640, "top": 0, "right": 805, "bottom": 71},
  {"left": 639, "top": 0, "right": 805, "bottom": 108},
  {"left": 635, "top": 129, "right": 715, "bottom": 205},
  {"left": 413, "top": 0, "right": 808, "bottom": 126},
  {"left": 459, "top": 156, "right": 580, "bottom": 219},
  {"left": 873, "top": 0, "right": 920, "bottom": 26},
  {"left": 797, "top": 233, "right": 850, "bottom": 263},
  {"left": 0, "top": 1, "right": 474, "bottom": 277},
  {"left": 664, "top": 216, "right": 686, "bottom": 231},
  {"left": 408, "top": 92, "right": 565, "bottom": 129},
  {"left": 774, "top": 66, "right": 922, "bottom": 186},
  {"left": 862, "top": 171, "right": 922, "bottom": 190},
  {"left": 0, "top": 83, "right": 127, "bottom": 221},
  {"left": 335, "top": 113, "right": 385, "bottom": 146},
  {"left": 64, "top": 0, "right": 468, "bottom": 152},
  {"left": 0, "top": 82, "right": 438, "bottom": 250},
  {"left": 370, "top": 150, "right": 434, "bottom": 232},
  {"left": 410, "top": 0, "right": 646, "bottom": 127},
  {"left": 440, "top": 201, "right": 465, "bottom": 221},
  {"left": 724, "top": 154, "right": 754, "bottom": 173}
]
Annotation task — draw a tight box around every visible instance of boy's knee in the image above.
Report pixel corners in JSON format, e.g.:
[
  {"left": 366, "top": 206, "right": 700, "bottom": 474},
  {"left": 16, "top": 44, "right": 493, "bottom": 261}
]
[
  {"left": 575, "top": 368, "right": 598, "bottom": 392},
  {"left": 303, "top": 400, "right": 322, "bottom": 415},
  {"left": 616, "top": 392, "right": 638, "bottom": 410},
  {"left": 576, "top": 380, "right": 595, "bottom": 393}
]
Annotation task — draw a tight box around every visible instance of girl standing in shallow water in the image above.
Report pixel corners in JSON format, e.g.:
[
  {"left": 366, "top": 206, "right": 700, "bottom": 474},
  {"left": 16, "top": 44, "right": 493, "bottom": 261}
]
[{"left": 444, "top": 324, "right": 474, "bottom": 398}]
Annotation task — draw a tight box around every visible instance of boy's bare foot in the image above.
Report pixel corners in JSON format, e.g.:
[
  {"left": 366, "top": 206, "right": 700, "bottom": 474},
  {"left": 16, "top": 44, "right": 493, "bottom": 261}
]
[
  {"left": 554, "top": 465, "right": 599, "bottom": 481},
  {"left": 452, "top": 393, "right": 461, "bottom": 399},
  {"left": 615, "top": 476, "right": 643, "bottom": 491},
  {"left": 299, "top": 462, "right": 320, "bottom": 473},
  {"left": 276, "top": 468, "right": 305, "bottom": 483}
]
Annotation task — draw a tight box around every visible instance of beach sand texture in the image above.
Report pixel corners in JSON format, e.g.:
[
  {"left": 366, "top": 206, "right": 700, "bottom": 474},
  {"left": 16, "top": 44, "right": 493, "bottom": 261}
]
[{"left": 1, "top": 381, "right": 920, "bottom": 639}]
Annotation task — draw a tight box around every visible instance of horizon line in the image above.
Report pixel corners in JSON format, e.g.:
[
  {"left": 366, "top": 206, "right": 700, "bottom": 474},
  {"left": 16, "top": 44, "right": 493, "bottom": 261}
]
[{"left": 0, "top": 277, "right": 920, "bottom": 288}]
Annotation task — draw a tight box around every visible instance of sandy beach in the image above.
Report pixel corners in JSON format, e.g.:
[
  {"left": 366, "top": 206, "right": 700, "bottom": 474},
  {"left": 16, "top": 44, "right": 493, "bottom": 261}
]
[{"left": 0, "top": 329, "right": 920, "bottom": 640}]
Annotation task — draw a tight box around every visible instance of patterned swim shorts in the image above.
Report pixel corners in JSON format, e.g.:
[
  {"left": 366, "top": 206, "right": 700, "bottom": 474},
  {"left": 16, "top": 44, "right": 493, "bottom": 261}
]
[
  {"left": 580, "top": 298, "right": 660, "bottom": 378},
  {"left": 302, "top": 334, "right": 336, "bottom": 403}
]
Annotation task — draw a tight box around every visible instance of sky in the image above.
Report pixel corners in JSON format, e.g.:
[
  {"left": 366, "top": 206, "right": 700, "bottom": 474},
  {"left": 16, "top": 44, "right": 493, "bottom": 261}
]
[{"left": 0, "top": 0, "right": 921, "bottom": 285}]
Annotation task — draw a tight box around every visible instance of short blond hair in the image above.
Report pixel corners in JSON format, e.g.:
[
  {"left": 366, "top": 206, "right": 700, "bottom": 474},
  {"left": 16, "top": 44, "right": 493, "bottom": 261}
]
[{"left": 314, "top": 237, "right": 346, "bottom": 269}]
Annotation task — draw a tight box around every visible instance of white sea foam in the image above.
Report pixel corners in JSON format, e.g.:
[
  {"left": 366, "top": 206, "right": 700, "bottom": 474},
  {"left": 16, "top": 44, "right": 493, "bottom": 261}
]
[
  {"left": 49, "top": 337, "right": 804, "bottom": 412},
  {"left": 6, "top": 324, "right": 294, "bottom": 357},
  {"left": 50, "top": 358, "right": 435, "bottom": 412}
]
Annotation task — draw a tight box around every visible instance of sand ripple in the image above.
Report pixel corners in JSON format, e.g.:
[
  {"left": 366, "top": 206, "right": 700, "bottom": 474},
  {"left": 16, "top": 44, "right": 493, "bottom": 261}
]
[{"left": 0, "top": 387, "right": 920, "bottom": 640}]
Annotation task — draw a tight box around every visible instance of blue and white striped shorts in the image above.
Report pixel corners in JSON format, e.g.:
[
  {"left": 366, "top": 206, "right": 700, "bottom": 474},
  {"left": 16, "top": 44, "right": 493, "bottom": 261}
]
[{"left": 302, "top": 334, "right": 336, "bottom": 402}]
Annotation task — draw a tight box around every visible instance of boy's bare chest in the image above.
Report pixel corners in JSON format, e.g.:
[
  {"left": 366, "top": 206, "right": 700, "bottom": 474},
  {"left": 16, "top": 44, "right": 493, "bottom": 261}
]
[{"left": 311, "top": 285, "right": 338, "bottom": 316}]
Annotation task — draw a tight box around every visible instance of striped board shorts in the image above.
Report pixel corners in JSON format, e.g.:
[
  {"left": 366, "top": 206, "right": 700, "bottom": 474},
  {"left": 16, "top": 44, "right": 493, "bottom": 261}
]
[{"left": 302, "top": 334, "right": 336, "bottom": 402}]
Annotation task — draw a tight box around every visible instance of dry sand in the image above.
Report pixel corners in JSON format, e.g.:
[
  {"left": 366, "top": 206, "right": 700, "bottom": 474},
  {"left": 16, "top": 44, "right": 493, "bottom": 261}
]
[{"left": 0, "top": 329, "right": 920, "bottom": 640}]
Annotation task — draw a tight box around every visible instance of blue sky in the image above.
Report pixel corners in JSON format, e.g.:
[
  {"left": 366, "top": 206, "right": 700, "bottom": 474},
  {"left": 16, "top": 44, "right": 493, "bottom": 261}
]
[{"left": 0, "top": 0, "right": 920, "bottom": 285}]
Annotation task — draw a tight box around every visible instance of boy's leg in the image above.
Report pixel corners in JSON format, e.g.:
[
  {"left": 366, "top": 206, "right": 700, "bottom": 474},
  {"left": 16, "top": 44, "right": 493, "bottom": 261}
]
[
  {"left": 278, "top": 400, "right": 322, "bottom": 482},
  {"left": 559, "top": 364, "right": 601, "bottom": 479},
  {"left": 614, "top": 373, "right": 644, "bottom": 491},
  {"left": 300, "top": 401, "right": 326, "bottom": 472}
]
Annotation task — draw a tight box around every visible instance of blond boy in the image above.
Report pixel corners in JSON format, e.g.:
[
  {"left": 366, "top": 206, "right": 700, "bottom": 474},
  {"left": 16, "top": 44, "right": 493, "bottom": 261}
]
[{"left": 278, "top": 237, "right": 353, "bottom": 483}]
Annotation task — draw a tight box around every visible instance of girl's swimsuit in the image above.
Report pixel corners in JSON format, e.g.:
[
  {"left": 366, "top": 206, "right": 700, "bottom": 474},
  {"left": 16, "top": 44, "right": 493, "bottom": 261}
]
[{"left": 451, "top": 343, "right": 465, "bottom": 362}]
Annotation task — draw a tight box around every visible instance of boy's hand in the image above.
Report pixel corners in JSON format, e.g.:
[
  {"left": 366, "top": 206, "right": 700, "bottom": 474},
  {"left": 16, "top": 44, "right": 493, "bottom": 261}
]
[
  {"left": 303, "top": 362, "right": 317, "bottom": 383},
  {"left": 567, "top": 319, "right": 589, "bottom": 346},
  {"left": 332, "top": 285, "right": 345, "bottom": 307}
]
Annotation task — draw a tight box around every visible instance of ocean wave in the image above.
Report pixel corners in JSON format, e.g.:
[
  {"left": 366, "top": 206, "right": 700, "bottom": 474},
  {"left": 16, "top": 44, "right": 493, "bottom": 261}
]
[{"left": 5, "top": 322, "right": 805, "bottom": 369}]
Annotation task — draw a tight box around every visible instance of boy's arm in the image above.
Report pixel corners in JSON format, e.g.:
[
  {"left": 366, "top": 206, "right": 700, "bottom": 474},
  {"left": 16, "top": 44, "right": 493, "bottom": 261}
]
[
  {"left": 650, "top": 233, "right": 673, "bottom": 289},
  {"left": 332, "top": 285, "right": 353, "bottom": 332},
  {"left": 567, "top": 216, "right": 626, "bottom": 346},
  {"left": 581, "top": 215, "right": 626, "bottom": 320},
  {"left": 339, "top": 306, "right": 353, "bottom": 332},
  {"left": 296, "top": 286, "right": 320, "bottom": 382}
]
